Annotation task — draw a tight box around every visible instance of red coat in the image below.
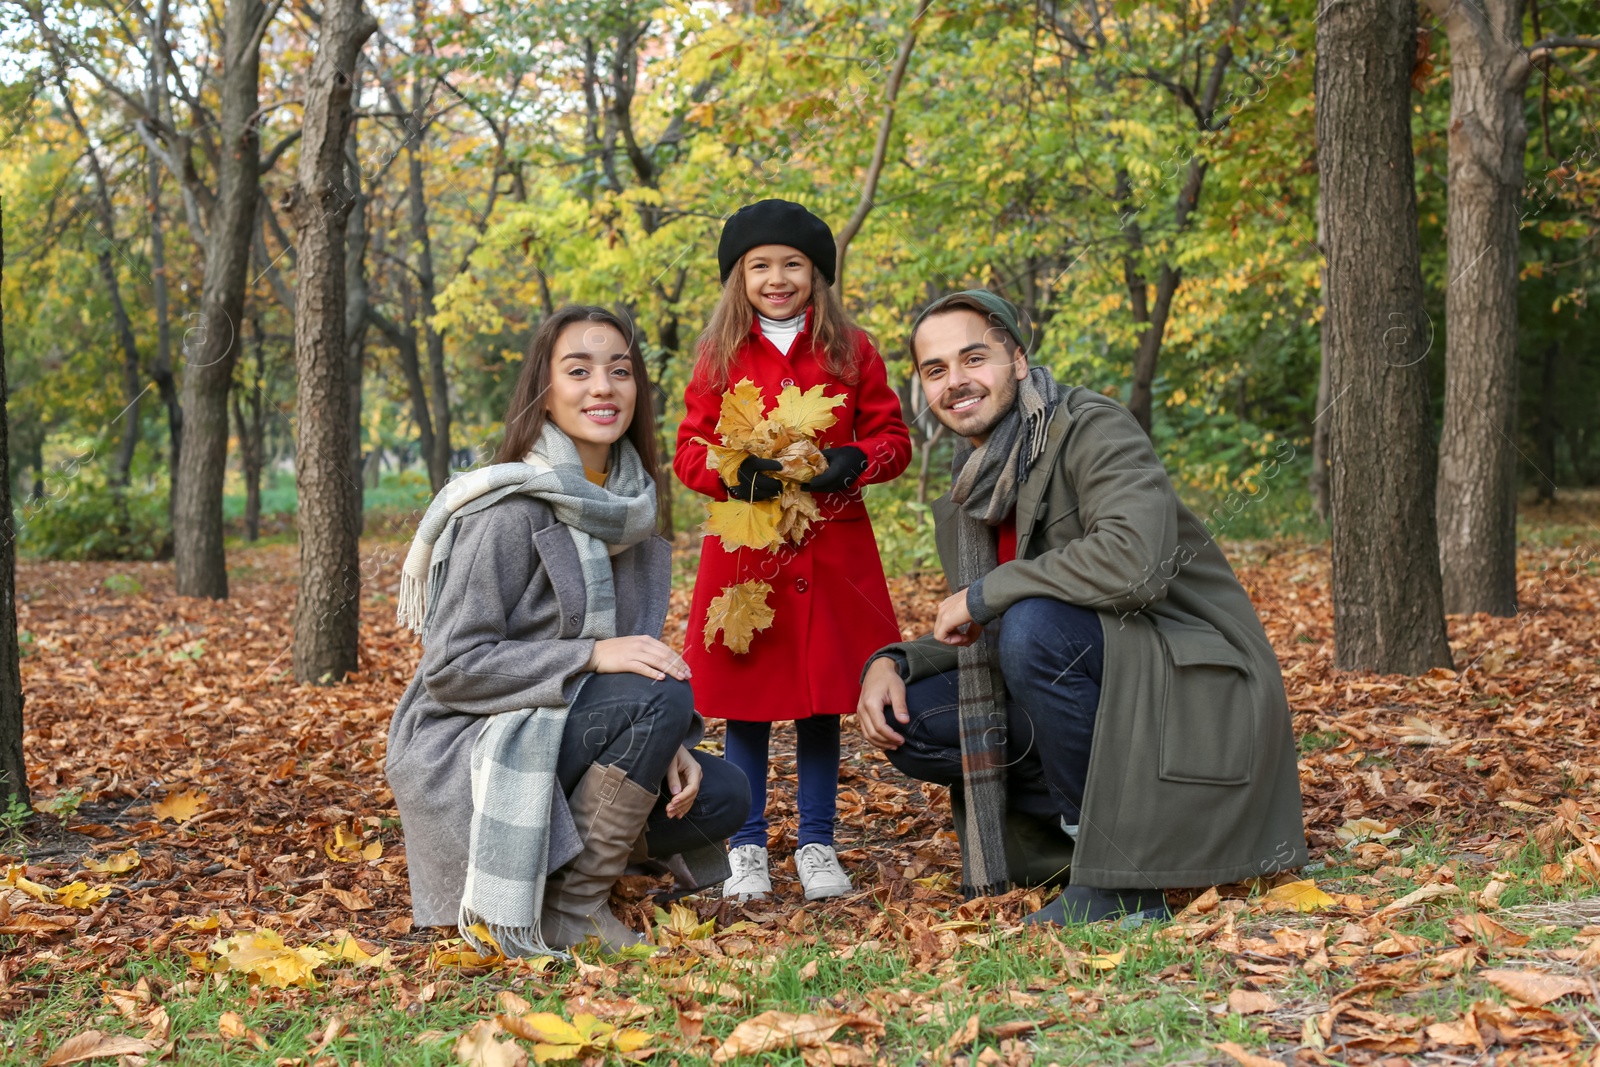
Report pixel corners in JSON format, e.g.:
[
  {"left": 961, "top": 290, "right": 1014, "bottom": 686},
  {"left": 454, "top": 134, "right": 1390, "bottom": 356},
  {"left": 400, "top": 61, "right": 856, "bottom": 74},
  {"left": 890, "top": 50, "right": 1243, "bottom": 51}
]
[{"left": 675, "top": 319, "right": 912, "bottom": 722}]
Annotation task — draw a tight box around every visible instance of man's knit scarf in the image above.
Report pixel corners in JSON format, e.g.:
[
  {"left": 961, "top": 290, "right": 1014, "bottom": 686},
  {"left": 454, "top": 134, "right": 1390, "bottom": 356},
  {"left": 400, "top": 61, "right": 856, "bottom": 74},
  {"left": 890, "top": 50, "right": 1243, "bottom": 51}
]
[
  {"left": 947, "top": 366, "right": 1060, "bottom": 897},
  {"left": 396, "top": 422, "right": 658, "bottom": 956}
]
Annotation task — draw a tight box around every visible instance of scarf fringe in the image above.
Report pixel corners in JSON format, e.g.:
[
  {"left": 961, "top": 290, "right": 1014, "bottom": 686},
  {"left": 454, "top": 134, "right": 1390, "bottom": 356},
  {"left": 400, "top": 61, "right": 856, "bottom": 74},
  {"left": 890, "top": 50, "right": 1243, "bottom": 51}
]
[
  {"left": 458, "top": 903, "right": 569, "bottom": 961},
  {"left": 396, "top": 572, "right": 426, "bottom": 634}
]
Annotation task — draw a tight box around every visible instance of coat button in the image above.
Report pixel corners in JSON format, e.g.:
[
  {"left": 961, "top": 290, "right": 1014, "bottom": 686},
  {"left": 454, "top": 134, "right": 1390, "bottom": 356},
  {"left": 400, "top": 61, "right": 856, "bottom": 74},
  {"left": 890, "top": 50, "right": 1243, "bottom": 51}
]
[
  {"left": 780, "top": 377, "right": 795, "bottom": 388},
  {"left": 569, "top": 612, "right": 580, "bottom": 625},
  {"left": 795, "top": 578, "right": 809, "bottom": 593}
]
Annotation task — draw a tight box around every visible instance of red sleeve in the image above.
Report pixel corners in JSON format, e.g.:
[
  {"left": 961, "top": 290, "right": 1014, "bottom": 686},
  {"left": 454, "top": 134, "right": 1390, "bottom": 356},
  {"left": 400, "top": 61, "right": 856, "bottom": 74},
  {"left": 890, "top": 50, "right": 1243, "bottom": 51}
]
[
  {"left": 847, "top": 336, "right": 912, "bottom": 486},
  {"left": 673, "top": 360, "right": 730, "bottom": 500}
]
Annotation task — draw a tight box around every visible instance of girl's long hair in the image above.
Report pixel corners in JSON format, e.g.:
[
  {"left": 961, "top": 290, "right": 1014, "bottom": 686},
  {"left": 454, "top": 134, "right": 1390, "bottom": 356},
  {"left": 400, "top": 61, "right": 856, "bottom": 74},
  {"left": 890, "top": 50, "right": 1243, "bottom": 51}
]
[
  {"left": 693, "top": 260, "right": 865, "bottom": 391},
  {"left": 495, "top": 304, "right": 660, "bottom": 474}
]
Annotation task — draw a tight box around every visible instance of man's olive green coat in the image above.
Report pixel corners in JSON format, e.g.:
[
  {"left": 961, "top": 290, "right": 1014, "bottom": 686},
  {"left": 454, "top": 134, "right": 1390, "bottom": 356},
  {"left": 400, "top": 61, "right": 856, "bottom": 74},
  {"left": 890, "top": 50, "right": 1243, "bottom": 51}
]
[{"left": 875, "top": 387, "right": 1307, "bottom": 889}]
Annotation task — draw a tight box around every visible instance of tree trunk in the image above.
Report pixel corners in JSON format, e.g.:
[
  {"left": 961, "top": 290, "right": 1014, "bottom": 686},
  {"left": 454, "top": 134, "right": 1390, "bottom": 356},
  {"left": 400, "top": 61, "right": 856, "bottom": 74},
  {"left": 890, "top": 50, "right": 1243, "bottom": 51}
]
[
  {"left": 404, "top": 84, "right": 452, "bottom": 493},
  {"left": 232, "top": 322, "right": 266, "bottom": 542},
  {"left": 1427, "top": 0, "right": 1528, "bottom": 617},
  {"left": 1310, "top": 344, "right": 1332, "bottom": 524},
  {"left": 147, "top": 151, "right": 182, "bottom": 515},
  {"left": 344, "top": 119, "right": 370, "bottom": 536},
  {"left": 0, "top": 213, "right": 27, "bottom": 808},
  {"left": 1317, "top": 0, "right": 1453, "bottom": 673},
  {"left": 284, "top": 0, "right": 376, "bottom": 684},
  {"left": 173, "top": 0, "right": 271, "bottom": 599}
]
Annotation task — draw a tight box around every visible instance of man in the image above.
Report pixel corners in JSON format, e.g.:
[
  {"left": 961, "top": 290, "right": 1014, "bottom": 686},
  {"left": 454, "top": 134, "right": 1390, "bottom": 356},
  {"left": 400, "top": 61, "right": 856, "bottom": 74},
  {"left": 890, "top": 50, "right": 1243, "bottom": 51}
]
[{"left": 857, "top": 290, "right": 1306, "bottom": 924}]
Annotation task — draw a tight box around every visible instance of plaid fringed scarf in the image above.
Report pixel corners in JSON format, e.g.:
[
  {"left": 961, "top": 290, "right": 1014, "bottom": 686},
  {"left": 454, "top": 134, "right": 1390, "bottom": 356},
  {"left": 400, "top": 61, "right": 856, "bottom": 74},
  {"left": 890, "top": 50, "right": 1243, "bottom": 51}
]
[
  {"left": 947, "top": 366, "right": 1060, "bottom": 897},
  {"left": 397, "top": 423, "right": 657, "bottom": 956}
]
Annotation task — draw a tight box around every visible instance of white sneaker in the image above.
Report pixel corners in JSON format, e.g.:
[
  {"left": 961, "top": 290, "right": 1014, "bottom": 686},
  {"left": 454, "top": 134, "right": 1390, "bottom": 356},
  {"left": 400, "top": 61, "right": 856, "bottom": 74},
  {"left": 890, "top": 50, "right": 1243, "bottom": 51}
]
[
  {"left": 796, "top": 843, "right": 852, "bottom": 901},
  {"left": 724, "top": 845, "right": 772, "bottom": 901}
]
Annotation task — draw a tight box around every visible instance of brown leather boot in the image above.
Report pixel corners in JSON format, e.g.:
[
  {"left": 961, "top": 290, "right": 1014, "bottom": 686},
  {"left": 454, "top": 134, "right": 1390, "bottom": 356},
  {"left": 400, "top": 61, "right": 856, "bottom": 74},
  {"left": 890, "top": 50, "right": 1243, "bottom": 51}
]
[{"left": 541, "top": 763, "right": 657, "bottom": 952}]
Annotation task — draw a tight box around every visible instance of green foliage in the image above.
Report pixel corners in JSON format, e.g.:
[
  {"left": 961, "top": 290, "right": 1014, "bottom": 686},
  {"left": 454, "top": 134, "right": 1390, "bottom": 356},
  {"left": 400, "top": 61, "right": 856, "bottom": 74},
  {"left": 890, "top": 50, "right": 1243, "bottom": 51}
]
[
  {"left": 100, "top": 573, "right": 144, "bottom": 596},
  {"left": 34, "top": 788, "right": 83, "bottom": 820},
  {"left": 17, "top": 474, "right": 172, "bottom": 562},
  {"left": 869, "top": 494, "right": 941, "bottom": 577}
]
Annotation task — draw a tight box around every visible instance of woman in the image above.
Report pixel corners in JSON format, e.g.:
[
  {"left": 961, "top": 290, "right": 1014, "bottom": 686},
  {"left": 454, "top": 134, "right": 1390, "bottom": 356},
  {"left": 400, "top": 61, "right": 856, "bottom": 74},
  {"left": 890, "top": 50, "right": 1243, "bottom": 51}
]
[{"left": 386, "top": 305, "right": 749, "bottom": 955}]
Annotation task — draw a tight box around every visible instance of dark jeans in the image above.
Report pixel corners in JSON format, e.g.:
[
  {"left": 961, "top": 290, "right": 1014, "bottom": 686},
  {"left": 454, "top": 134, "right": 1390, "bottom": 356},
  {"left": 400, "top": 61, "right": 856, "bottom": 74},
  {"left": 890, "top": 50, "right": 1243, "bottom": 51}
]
[
  {"left": 886, "top": 597, "right": 1103, "bottom": 826},
  {"left": 723, "top": 715, "right": 841, "bottom": 848},
  {"left": 558, "top": 673, "right": 751, "bottom": 859}
]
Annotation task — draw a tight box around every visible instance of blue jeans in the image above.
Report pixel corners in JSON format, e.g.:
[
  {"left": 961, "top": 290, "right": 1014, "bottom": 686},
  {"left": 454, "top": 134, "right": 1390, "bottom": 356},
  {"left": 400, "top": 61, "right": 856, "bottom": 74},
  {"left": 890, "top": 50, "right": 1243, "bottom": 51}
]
[
  {"left": 723, "top": 716, "right": 841, "bottom": 849},
  {"left": 885, "top": 597, "right": 1103, "bottom": 825}
]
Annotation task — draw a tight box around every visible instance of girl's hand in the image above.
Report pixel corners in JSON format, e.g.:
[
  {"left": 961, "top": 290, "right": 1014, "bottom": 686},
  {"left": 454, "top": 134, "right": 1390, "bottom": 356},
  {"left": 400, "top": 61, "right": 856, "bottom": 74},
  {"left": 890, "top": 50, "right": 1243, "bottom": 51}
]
[
  {"left": 589, "top": 636, "right": 692, "bottom": 681},
  {"left": 805, "top": 446, "right": 868, "bottom": 494},
  {"left": 731, "top": 456, "right": 784, "bottom": 501},
  {"left": 665, "top": 747, "right": 702, "bottom": 818}
]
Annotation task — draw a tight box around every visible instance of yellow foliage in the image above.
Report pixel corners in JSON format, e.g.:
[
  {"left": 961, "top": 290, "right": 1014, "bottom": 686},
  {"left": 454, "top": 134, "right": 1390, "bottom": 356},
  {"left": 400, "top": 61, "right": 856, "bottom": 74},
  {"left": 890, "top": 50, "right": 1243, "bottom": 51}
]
[
  {"left": 703, "top": 499, "right": 782, "bottom": 551},
  {"left": 703, "top": 580, "right": 776, "bottom": 654},
  {"left": 211, "top": 929, "right": 330, "bottom": 988}
]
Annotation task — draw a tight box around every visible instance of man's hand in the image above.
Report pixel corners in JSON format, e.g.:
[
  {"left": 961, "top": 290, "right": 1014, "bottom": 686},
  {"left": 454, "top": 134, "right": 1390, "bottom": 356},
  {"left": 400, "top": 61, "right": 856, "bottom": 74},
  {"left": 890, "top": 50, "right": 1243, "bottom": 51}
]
[
  {"left": 934, "top": 588, "right": 984, "bottom": 646},
  {"left": 664, "top": 747, "right": 702, "bottom": 818},
  {"left": 856, "top": 656, "right": 910, "bottom": 750}
]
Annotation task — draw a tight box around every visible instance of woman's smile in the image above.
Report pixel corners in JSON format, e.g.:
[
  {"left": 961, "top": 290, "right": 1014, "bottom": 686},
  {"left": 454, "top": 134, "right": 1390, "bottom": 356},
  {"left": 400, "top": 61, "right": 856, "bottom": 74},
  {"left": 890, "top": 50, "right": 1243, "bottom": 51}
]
[{"left": 582, "top": 404, "right": 621, "bottom": 425}]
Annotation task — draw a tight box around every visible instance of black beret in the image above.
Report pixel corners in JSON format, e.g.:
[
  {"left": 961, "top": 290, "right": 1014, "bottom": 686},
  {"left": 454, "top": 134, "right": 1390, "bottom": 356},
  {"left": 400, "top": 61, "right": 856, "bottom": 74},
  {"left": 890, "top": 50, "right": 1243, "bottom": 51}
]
[{"left": 718, "top": 200, "right": 837, "bottom": 285}]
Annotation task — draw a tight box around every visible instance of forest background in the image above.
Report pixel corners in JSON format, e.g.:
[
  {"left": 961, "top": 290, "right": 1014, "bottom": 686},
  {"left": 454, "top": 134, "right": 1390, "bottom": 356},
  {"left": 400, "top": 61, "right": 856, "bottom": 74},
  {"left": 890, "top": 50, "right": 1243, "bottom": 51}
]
[{"left": 5, "top": 0, "right": 1593, "bottom": 589}]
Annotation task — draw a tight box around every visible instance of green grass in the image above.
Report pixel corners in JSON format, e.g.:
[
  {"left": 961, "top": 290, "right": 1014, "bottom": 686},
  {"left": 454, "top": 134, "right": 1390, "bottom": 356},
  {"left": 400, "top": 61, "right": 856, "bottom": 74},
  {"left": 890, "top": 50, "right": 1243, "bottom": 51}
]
[{"left": 9, "top": 829, "right": 1598, "bottom": 1067}]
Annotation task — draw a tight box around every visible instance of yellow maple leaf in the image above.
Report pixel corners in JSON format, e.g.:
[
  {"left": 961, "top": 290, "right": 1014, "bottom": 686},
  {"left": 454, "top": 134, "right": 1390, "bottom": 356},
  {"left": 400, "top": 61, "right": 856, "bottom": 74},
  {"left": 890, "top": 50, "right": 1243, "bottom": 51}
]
[
  {"left": 56, "top": 881, "right": 113, "bottom": 909},
  {"left": 82, "top": 849, "right": 141, "bottom": 875},
  {"left": 654, "top": 901, "right": 716, "bottom": 942},
  {"left": 212, "top": 929, "right": 329, "bottom": 988},
  {"left": 703, "top": 581, "right": 775, "bottom": 655},
  {"left": 715, "top": 379, "right": 768, "bottom": 447},
  {"left": 770, "top": 383, "right": 846, "bottom": 438},
  {"left": 152, "top": 789, "right": 207, "bottom": 823},
  {"left": 324, "top": 823, "right": 381, "bottom": 863},
  {"left": 703, "top": 498, "right": 782, "bottom": 551},
  {"left": 1263, "top": 879, "right": 1337, "bottom": 912}
]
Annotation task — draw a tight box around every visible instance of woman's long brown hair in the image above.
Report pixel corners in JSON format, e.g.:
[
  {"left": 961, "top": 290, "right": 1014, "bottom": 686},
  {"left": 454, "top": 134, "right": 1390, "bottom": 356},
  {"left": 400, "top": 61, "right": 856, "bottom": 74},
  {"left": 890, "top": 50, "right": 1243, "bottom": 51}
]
[
  {"left": 693, "top": 260, "right": 865, "bottom": 391},
  {"left": 495, "top": 304, "right": 660, "bottom": 474}
]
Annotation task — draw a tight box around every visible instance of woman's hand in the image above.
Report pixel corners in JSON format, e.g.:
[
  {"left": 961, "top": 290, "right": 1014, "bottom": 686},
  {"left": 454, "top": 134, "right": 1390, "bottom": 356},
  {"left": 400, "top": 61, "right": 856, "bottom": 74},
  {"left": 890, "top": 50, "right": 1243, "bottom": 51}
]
[
  {"left": 664, "top": 747, "right": 703, "bottom": 818},
  {"left": 588, "top": 636, "right": 692, "bottom": 681}
]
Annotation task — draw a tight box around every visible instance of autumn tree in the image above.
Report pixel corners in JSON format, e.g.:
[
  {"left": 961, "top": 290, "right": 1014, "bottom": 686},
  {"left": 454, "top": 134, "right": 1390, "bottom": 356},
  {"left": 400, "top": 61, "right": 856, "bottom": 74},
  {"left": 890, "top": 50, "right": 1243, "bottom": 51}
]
[
  {"left": 286, "top": 0, "right": 377, "bottom": 682},
  {"left": 1317, "top": 0, "right": 1453, "bottom": 672},
  {"left": 169, "top": 0, "right": 279, "bottom": 597},
  {"left": 1427, "top": 0, "right": 1600, "bottom": 616}
]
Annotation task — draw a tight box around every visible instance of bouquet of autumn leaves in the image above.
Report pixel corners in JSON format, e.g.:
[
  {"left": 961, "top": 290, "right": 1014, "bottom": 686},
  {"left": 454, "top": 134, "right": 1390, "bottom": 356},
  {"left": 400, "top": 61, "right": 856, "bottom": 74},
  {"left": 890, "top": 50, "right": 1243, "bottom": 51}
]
[{"left": 693, "top": 379, "right": 846, "bottom": 654}]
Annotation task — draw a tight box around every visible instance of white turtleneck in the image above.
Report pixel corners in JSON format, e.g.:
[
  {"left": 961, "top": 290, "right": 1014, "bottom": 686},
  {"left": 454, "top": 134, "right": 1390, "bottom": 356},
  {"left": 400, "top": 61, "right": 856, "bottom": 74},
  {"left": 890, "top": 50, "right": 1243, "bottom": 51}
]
[{"left": 757, "top": 312, "right": 803, "bottom": 356}]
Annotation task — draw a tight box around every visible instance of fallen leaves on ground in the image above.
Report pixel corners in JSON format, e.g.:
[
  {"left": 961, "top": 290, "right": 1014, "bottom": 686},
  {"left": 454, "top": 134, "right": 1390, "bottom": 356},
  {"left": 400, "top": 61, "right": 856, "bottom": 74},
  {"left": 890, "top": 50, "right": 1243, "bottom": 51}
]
[{"left": 9, "top": 518, "right": 1600, "bottom": 1062}]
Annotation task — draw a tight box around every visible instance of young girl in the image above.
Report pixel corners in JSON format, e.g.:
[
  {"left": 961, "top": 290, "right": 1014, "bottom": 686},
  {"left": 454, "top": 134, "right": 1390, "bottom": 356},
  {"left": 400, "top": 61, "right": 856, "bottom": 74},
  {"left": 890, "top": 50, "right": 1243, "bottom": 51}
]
[
  {"left": 388, "top": 305, "right": 749, "bottom": 955},
  {"left": 675, "top": 200, "right": 912, "bottom": 901}
]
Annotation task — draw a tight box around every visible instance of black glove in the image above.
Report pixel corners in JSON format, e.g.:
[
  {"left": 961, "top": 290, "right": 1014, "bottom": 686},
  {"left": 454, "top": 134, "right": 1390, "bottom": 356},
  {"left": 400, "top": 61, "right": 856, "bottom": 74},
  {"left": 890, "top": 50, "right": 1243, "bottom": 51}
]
[
  {"left": 729, "top": 456, "right": 784, "bottom": 502},
  {"left": 806, "top": 446, "right": 869, "bottom": 494}
]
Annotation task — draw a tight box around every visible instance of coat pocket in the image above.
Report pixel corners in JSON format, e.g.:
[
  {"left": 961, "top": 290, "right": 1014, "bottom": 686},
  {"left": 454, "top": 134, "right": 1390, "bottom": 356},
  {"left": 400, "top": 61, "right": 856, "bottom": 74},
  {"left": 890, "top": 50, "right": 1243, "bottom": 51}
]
[{"left": 1156, "top": 624, "right": 1253, "bottom": 786}]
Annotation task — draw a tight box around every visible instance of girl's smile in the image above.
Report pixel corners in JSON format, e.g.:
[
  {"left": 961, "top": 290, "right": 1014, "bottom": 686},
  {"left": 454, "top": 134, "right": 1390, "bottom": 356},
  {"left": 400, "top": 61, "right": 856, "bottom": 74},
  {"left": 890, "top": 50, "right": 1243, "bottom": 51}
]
[{"left": 742, "top": 244, "right": 813, "bottom": 320}]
